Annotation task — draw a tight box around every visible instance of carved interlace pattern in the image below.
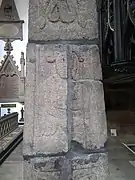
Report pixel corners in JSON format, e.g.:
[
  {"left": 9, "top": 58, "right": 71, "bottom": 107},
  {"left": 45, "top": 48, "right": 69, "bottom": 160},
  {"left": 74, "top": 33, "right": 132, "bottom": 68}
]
[{"left": 38, "top": 0, "right": 89, "bottom": 29}]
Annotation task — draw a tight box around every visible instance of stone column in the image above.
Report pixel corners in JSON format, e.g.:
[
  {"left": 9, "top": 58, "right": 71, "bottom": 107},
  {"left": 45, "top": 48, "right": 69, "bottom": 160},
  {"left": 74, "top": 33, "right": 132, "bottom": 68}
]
[{"left": 23, "top": 0, "right": 108, "bottom": 179}]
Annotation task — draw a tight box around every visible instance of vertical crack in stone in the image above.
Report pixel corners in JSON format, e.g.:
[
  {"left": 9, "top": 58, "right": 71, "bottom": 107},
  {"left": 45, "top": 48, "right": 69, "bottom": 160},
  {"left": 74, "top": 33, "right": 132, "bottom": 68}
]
[{"left": 67, "top": 45, "right": 73, "bottom": 150}]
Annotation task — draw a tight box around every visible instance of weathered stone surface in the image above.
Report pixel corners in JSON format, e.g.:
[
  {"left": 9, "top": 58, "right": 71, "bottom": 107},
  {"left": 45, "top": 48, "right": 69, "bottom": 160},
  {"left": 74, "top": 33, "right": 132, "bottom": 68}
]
[
  {"left": 23, "top": 44, "right": 37, "bottom": 155},
  {"left": 24, "top": 44, "right": 68, "bottom": 155},
  {"left": 72, "top": 153, "right": 108, "bottom": 180},
  {"left": 72, "top": 81, "right": 107, "bottom": 149},
  {"left": 24, "top": 44, "right": 105, "bottom": 154},
  {"left": 33, "top": 44, "right": 68, "bottom": 154},
  {"left": 29, "top": 0, "right": 98, "bottom": 41},
  {"left": 23, "top": 160, "right": 33, "bottom": 180},
  {"left": 24, "top": 153, "right": 108, "bottom": 180},
  {"left": 68, "top": 44, "right": 106, "bottom": 150},
  {"left": 24, "top": 0, "right": 108, "bottom": 179},
  {"left": 24, "top": 159, "right": 60, "bottom": 180},
  {"left": 72, "top": 81, "right": 105, "bottom": 112},
  {"left": 69, "top": 45, "right": 102, "bottom": 81},
  {"left": 24, "top": 43, "right": 108, "bottom": 179},
  {"left": 24, "top": 156, "right": 71, "bottom": 180}
]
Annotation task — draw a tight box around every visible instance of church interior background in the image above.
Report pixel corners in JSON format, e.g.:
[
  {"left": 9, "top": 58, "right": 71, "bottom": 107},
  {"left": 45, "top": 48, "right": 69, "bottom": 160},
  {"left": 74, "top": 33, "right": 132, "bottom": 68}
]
[{"left": 0, "top": 0, "right": 28, "bottom": 120}]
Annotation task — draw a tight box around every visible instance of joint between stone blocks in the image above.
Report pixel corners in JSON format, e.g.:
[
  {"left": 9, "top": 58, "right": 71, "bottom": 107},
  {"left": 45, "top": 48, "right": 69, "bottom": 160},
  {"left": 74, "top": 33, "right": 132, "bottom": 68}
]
[{"left": 28, "top": 38, "right": 99, "bottom": 46}]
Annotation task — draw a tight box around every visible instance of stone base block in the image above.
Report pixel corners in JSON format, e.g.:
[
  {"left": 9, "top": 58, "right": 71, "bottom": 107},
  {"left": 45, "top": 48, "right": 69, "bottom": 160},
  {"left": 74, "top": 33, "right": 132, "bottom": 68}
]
[
  {"left": 23, "top": 153, "right": 108, "bottom": 180},
  {"left": 72, "top": 153, "right": 108, "bottom": 180}
]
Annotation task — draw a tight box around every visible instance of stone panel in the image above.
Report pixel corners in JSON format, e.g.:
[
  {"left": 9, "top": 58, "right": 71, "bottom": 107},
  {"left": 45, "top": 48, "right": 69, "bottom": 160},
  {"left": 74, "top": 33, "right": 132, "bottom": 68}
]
[
  {"left": 25, "top": 0, "right": 108, "bottom": 179},
  {"left": 24, "top": 156, "right": 69, "bottom": 180},
  {"left": 72, "top": 153, "right": 108, "bottom": 180},
  {"left": 29, "top": 0, "right": 98, "bottom": 41},
  {"left": 24, "top": 159, "right": 61, "bottom": 180},
  {"left": 72, "top": 81, "right": 107, "bottom": 149},
  {"left": 30, "top": 44, "right": 68, "bottom": 154},
  {"left": 24, "top": 43, "right": 106, "bottom": 153},
  {"left": 69, "top": 45, "right": 102, "bottom": 81}
]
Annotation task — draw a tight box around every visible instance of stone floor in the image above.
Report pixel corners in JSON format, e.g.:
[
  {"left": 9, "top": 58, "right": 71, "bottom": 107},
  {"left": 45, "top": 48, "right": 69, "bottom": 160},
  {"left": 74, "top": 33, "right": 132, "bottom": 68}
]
[
  {"left": 108, "top": 135, "right": 135, "bottom": 180},
  {"left": 0, "top": 136, "right": 135, "bottom": 180},
  {"left": 0, "top": 143, "right": 23, "bottom": 180}
]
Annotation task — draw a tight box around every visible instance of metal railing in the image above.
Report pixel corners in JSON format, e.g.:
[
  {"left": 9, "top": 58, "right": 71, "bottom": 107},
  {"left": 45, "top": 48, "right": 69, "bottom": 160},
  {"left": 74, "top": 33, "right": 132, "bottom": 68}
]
[{"left": 0, "top": 112, "right": 18, "bottom": 139}]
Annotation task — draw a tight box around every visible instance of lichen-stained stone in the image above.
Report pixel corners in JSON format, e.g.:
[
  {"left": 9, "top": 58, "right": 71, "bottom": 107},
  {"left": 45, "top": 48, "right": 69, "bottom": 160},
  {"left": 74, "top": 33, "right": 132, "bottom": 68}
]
[
  {"left": 69, "top": 45, "right": 102, "bottom": 81},
  {"left": 24, "top": 159, "right": 61, "bottom": 180},
  {"left": 72, "top": 153, "right": 108, "bottom": 180},
  {"left": 72, "top": 81, "right": 107, "bottom": 149},
  {"left": 23, "top": 44, "right": 68, "bottom": 155},
  {"left": 24, "top": 153, "right": 108, "bottom": 180},
  {"left": 29, "top": 0, "right": 98, "bottom": 41},
  {"left": 24, "top": 156, "right": 71, "bottom": 180}
]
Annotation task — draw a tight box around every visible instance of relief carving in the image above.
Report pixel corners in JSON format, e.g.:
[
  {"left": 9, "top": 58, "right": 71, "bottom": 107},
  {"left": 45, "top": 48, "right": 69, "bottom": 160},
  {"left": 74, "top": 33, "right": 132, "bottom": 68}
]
[
  {"left": 72, "top": 83, "right": 89, "bottom": 112},
  {"left": 71, "top": 51, "right": 84, "bottom": 80},
  {"left": 40, "top": 117, "right": 59, "bottom": 137},
  {"left": 36, "top": 46, "right": 67, "bottom": 138},
  {"left": 48, "top": 1, "right": 76, "bottom": 23},
  {"left": 38, "top": 47, "right": 67, "bottom": 81},
  {"left": 39, "top": 0, "right": 89, "bottom": 29},
  {"left": 55, "top": 51, "right": 67, "bottom": 79}
]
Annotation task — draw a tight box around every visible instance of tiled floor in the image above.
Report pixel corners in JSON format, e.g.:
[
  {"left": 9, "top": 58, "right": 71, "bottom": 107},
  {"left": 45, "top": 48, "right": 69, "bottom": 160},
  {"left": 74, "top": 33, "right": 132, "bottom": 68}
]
[{"left": 0, "top": 136, "right": 135, "bottom": 180}]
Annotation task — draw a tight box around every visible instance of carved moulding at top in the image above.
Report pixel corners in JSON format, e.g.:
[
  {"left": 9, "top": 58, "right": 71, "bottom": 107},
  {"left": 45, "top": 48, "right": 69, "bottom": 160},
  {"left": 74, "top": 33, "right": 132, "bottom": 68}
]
[{"left": 37, "top": 0, "right": 94, "bottom": 29}]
